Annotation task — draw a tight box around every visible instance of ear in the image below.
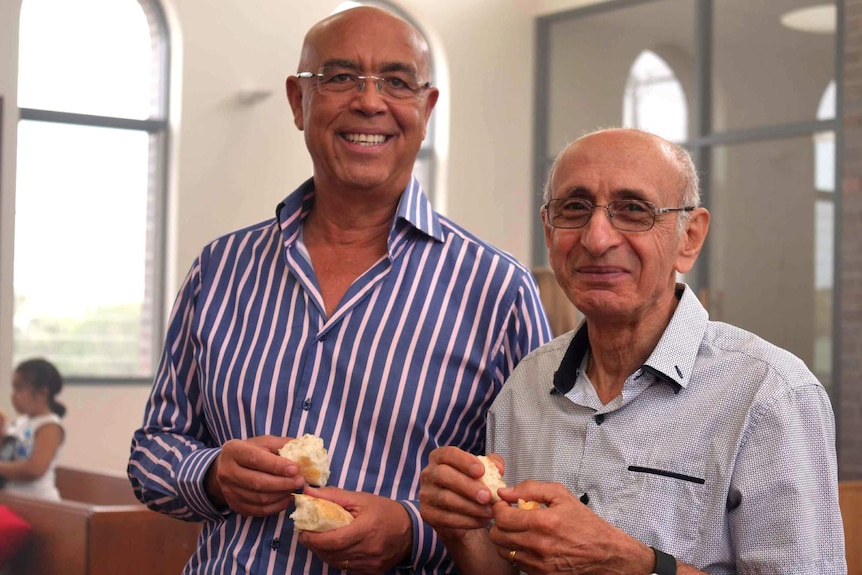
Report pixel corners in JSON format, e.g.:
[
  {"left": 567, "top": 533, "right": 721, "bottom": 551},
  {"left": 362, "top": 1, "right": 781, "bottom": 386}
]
[
  {"left": 423, "top": 87, "right": 439, "bottom": 123},
  {"left": 419, "top": 87, "right": 439, "bottom": 141},
  {"left": 541, "top": 206, "right": 553, "bottom": 250},
  {"left": 675, "top": 207, "right": 710, "bottom": 274},
  {"left": 285, "top": 76, "right": 305, "bottom": 131}
]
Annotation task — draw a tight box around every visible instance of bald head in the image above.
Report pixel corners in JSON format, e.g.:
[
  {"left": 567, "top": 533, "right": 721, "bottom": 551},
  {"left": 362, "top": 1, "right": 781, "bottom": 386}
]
[
  {"left": 298, "top": 7, "right": 432, "bottom": 80},
  {"left": 544, "top": 129, "right": 700, "bottom": 211}
]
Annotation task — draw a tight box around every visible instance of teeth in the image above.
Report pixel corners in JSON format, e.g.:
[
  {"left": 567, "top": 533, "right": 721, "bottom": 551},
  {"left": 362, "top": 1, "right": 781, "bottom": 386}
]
[{"left": 344, "top": 133, "right": 386, "bottom": 145}]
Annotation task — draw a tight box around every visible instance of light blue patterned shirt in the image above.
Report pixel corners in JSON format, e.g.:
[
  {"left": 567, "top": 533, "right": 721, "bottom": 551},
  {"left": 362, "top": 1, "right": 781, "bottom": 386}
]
[
  {"left": 488, "top": 284, "right": 845, "bottom": 574},
  {"left": 128, "top": 176, "right": 552, "bottom": 574}
]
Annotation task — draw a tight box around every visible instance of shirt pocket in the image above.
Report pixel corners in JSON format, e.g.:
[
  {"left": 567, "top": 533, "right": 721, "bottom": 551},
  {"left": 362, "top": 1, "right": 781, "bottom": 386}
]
[{"left": 614, "top": 454, "right": 707, "bottom": 552}]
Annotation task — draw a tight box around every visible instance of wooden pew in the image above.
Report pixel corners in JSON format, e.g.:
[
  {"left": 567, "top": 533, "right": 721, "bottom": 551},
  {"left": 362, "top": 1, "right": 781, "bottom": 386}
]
[
  {"left": 0, "top": 466, "right": 201, "bottom": 575},
  {"left": 840, "top": 480, "right": 862, "bottom": 575}
]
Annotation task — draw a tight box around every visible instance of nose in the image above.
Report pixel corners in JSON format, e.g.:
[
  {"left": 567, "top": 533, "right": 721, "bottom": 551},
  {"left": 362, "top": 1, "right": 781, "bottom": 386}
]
[
  {"left": 580, "top": 205, "right": 621, "bottom": 255},
  {"left": 356, "top": 75, "right": 385, "bottom": 94},
  {"left": 351, "top": 77, "right": 388, "bottom": 113}
]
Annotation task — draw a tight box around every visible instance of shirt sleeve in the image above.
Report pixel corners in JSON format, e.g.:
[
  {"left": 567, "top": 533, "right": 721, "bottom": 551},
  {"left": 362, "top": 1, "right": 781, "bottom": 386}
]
[
  {"left": 728, "top": 377, "right": 846, "bottom": 573},
  {"left": 408, "top": 268, "right": 551, "bottom": 571},
  {"left": 494, "top": 268, "right": 553, "bottom": 382},
  {"left": 127, "top": 255, "right": 226, "bottom": 522}
]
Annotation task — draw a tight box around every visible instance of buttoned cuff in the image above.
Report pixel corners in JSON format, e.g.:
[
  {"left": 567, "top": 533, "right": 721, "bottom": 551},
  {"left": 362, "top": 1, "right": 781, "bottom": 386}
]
[{"left": 175, "top": 446, "right": 232, "bottom": 520}]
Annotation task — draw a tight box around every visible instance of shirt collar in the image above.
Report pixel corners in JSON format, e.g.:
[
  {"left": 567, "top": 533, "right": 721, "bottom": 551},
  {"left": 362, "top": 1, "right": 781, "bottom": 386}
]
[
  {"left": 551, "top": 284, "right": 708, "bottom": 395},
  {"left": 275, "top": 175, "right": 445, "bottom": 249}
]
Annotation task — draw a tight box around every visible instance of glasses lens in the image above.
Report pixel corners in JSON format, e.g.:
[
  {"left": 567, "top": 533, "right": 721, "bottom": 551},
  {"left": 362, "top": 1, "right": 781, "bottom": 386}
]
[
  {"left": 608, "top": 200, "right": 654, "bottom": 231},
  {"left": 317, "top": 67, "right": 359, "bottom": 92},
  {"left": 317, "top": 67, "right": 425, "bottom": 99},
  {"left": 379, "top": 73, "right": 422, "bottom": 99},
  {"left": 548, "top": 198, "right": 592, "bottom": 229}
]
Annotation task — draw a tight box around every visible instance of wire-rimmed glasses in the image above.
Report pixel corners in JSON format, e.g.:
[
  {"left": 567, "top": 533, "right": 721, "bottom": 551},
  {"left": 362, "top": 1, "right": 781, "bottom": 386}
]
[
  {"left": 297, "top": 66, "right": 432, "bottom": 100},
  {"left": 544, "top": 198, "right": 695, "bottom": 232}
]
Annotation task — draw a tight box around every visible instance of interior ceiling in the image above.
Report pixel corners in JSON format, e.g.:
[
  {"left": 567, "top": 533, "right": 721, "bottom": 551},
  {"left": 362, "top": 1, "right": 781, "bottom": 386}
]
[{"left": 548, "top": 0, "right": 835, "bottom": 59}]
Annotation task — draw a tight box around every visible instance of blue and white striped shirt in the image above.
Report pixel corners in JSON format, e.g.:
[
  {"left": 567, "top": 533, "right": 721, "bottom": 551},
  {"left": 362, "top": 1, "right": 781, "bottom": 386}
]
[{"left": 128, "top": 177, "right": 552, "bottom": 574}]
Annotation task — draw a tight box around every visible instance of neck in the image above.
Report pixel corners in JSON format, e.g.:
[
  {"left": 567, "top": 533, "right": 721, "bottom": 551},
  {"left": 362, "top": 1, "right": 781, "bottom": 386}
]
[{"left": 585, "top": 294, "right": 680, "bottom": 403}]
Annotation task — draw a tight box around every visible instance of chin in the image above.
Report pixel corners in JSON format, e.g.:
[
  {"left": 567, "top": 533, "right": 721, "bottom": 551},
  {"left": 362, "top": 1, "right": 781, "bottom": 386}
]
[{"left": 336, "top": 167, "right": 394, "bottom": 190}]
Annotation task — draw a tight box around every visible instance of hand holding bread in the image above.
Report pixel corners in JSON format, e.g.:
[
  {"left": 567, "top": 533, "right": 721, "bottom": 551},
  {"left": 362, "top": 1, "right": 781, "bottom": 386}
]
[
  {"left": 279, "top": 434, "right": 354, "bottom": 532},
  {"left": 291, "top": 493, "right": 354, "bottom": 532},
  {"left": 477, "top": 455, "right": 540, "bottom": 509},
  {"left": 278, "top": 433, "right": 331, "bottom": 487}
]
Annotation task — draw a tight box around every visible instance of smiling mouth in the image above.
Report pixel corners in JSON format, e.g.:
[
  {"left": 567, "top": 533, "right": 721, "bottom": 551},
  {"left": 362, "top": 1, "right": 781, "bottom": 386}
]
[{"left": 342, "top": 133, "right": 389, "bottom": 146}]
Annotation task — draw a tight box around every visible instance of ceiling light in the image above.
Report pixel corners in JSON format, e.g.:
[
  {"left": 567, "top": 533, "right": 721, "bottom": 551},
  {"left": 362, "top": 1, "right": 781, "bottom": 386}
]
[{"left": 780, "top": 3, "right": 836, "bottom": 34}]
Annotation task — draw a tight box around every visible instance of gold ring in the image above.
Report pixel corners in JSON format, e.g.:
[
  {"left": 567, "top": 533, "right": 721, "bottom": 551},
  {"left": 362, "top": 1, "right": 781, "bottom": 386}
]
[
  {"left": 508, "top": 549, "right": 517, "bottom": 563},
  {"left": 341, "top": 559, "right": 349, "bottom": 571}
]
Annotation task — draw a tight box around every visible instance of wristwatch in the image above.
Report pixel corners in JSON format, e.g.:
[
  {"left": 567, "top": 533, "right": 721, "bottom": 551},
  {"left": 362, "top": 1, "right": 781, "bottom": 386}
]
[{"left": 651, "top": 547, "right": 677, "bottom": 575}]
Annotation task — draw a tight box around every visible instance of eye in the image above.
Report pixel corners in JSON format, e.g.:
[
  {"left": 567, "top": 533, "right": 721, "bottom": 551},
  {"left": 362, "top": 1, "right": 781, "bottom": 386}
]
[
  {"left": 383, "top": 74, "right": 417, "bottom": 92},
  {"left": 326, "top": 72, "right": 357, "bottom": 85},
  {"left": 559, "top": 199, "right": 591, "bottom": 212},
  {"left": 617, "top": 200, "right": 649, "bottom": 213}
]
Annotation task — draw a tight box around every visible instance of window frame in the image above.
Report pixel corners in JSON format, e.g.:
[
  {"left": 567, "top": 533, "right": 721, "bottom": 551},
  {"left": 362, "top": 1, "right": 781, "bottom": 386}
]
[
  {"left": 15, "top": 0, "right": 171, "bottom": 385},
  {"left": 532, "top": 0, "right": 844, "bottom": 439}
]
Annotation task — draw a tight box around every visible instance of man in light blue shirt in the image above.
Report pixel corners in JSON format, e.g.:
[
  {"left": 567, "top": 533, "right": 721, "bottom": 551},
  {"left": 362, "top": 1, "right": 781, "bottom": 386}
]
[{"left": 419, "top": 128, "right": 845, "bottom": 575}]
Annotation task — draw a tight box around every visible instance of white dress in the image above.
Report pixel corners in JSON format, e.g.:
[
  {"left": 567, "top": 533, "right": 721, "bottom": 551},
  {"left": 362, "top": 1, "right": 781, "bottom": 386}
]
[{"left": 3, "top": 413, "right": 63, "bottom": 501}]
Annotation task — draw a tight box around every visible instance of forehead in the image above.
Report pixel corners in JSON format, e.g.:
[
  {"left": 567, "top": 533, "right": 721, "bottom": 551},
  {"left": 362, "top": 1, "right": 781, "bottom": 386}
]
[
  {"left": 11, "top": 372, "right": 29, "bottom": 390},
  {"left": 305, "top": 11, "right": 427, "bottom": 74},
  {"left": 551, "top": 132, "right": 681, "bottom": 200}
]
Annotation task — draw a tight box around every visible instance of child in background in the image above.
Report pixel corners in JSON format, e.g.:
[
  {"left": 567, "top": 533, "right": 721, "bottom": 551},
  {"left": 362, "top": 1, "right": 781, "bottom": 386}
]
[{"left": 0, "top": 358, "right": 65, "bottom": 500}]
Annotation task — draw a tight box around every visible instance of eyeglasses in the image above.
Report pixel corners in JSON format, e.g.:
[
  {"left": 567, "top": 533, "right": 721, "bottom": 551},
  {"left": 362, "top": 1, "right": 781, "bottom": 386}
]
[
  {"left": 297, "top": 66, "right": 432, "bottom": 100},
  {"left": 544, "top": 198, "right": 695, "bottom": 232}
]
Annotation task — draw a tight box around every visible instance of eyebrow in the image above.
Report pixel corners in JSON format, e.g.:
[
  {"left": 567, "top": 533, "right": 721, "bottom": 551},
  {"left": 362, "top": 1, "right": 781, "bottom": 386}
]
[
  {"left": 558, "top": 186, "right": 651, "bottom": 200},
  {"left": 319, "top": 59, "right": 419, "bottom": 76}
]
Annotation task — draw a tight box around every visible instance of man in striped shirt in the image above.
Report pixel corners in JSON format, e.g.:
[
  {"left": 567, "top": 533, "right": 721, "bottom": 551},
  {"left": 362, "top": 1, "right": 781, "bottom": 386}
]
[{"left": 127, "top": 6, "right": 551, "bottom": 575}]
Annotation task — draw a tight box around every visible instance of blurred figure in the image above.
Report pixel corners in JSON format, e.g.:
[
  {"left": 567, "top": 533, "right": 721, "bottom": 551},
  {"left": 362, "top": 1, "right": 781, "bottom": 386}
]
[{"left": 0, "top": 358, "right": 66, "bottom": 500}]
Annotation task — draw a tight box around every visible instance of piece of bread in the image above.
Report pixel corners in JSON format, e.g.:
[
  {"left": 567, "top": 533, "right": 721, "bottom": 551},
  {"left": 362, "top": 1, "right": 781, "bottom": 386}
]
[
  {"left": 290, "top": 494, "right": 354, "bottom": 532},
  {"left": 477, "top": 455, "right": 540, "bottom": 508},
  {"left": 477, "top": 455, "right": 506, "bottom": 502},
  {"left": 278, "top": 434, "right": 331, "bottom": 486}
]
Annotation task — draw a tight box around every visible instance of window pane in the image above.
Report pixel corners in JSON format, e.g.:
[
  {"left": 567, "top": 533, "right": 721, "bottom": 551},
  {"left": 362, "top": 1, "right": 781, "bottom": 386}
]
[
  {"left": 14, "top": 121, "right": 154, "bottom": 378},
  {"left": 623, "top": 50, "right": 687, "bottom": 143},
  {"left": 18, "top": 0, "right": 155, "bottom": 119},
  {"left": 707, "top": 137, "right": 831, "bottom": 391},
  {"left": 546, "top": 0, "right": 695, "bottom": 156},
  {"left": 712, "top": 1, "right": 835, "bottom": 132}
]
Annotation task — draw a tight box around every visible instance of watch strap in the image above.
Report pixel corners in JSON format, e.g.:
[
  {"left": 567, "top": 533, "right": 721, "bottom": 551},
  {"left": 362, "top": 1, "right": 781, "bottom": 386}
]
[{"left": 651, "top": 547, "right": 677, "bottom": 575}]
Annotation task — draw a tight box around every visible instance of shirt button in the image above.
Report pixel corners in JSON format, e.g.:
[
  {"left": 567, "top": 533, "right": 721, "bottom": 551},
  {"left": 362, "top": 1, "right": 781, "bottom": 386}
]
[
  {"left": 302, "top": 398, "right": 312, "bottom": 410},
  {"left": 594, "top": 413, "right": 605, "bottom": 425},
  {"left": 270, "top": 538, "right": 280, "bottom": 550}
]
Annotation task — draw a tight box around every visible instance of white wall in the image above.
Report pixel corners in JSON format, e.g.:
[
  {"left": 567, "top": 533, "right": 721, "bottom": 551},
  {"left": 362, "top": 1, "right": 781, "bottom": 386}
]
[{"left": 0, "top": 0, "right": 598, "bottom": 475}]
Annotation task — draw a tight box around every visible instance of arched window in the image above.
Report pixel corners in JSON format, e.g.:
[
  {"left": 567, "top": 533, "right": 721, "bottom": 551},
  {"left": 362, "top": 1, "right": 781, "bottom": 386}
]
[
  {"left": 14, "top": 0, "right": 170, "bottom": 382},
  {"left": 623, "top": 50, "right": 687, "bottom": 143},
  {"left": 333, "top": 1, "right": 437, "bottom": 199}
]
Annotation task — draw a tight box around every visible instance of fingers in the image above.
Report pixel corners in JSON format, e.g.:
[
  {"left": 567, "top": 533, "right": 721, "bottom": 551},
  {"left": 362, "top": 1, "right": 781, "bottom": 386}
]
[
  {"left": 492, "top": 481, "right": 585, "bottom": 536},
  {"left": 301, "top": 485, "right": 357, "bottom": 511},
  {"left": 214, "top": 436, "right": 306, "bottom": 516},
  {"left": 228, "top": 435, "right": 301, "bottom": 476},
  {"left": 419, "top": 448, "right": 497, "bottom": 530},
  {"left": 498, "top": 479, "right": 569, "bottom": 508},
  {"left": 299, "top": 492, "right": 412, "bottom": 574}
]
